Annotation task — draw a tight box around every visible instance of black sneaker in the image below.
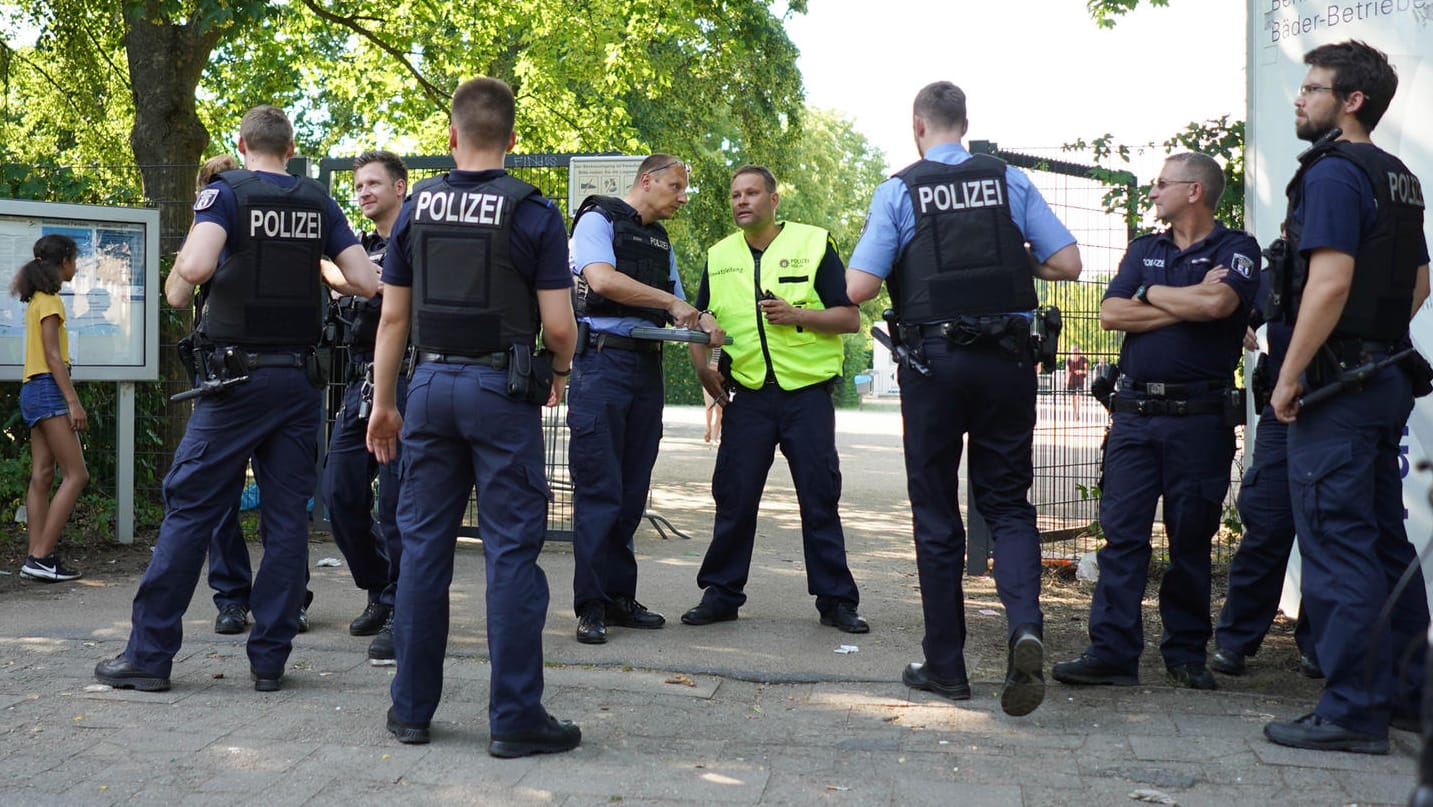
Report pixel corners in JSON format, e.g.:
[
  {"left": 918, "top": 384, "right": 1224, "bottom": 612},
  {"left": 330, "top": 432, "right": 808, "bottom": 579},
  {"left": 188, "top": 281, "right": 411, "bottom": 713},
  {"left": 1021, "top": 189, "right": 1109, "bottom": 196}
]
[
  {"left": 350, "top": 602, "right": 391, "bottom": 636},
  {"left": 215, "top": 604, "right": 250, "bottom": 635},
  {"left": 488, "top": 711, "right": 581, "bottom": 758},
  {"left": 1000, "top": 626, "right": 1045, "bottom": 717},
  {"left": 20, "top": 554, "right": 81, "bottom": 583},
  {"left": 368, "top": 615, "right": 395, "bottom": 667}
]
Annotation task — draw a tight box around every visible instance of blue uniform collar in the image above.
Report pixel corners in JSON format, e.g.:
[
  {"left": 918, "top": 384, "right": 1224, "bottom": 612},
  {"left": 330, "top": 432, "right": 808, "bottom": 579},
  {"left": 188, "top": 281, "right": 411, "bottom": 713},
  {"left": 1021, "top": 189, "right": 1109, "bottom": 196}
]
[
  {"left": 922, "top": 142, "right": 972, "bottom": 165},
  {"left": 1152, "top": 220, "right": 1229, "bottom": 255}
]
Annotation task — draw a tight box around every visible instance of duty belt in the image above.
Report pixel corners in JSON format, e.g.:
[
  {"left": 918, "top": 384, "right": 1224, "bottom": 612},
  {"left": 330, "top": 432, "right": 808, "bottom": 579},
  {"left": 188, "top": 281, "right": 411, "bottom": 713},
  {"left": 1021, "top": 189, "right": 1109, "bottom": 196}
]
[
  {"left": 1326, "top": 337, "right": 1403, "bottom": 366},
  {"left": 1117, "top": 377, "right": 1224, "bottom": 398},
  {"left": 417, "top": 351, "right": 509, "bottom": 368},
  {"left": 1110, "top": 397, "right": 1222, "bottom": 417},
  {"left": 221, "top": 349, "right": 307, "bottom": 372},
  {"left": 349, "top": 354, "right": 414, "bottom": 382},
  {"left": 900, "top": 316, "right": 1029, "bottom": 349},
  {"left": 588, "top": 332, "right": 663, "bottom": 353}
]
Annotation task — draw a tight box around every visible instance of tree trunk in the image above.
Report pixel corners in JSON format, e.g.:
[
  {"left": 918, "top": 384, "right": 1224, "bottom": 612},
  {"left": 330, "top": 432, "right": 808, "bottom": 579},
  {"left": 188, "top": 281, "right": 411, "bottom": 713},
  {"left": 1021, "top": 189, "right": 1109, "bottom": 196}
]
[{"left": 123, "top": 4, "right": 223, "bottom": 490}]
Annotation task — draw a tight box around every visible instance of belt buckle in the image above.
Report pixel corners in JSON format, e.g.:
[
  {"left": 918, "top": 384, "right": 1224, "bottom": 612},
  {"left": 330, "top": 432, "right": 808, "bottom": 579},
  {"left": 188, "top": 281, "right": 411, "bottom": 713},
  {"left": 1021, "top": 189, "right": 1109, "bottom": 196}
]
[
  {"left": 1146, "top": 382, "right": 1166, "bottom": 397},
  {"left": 1135, "top": 399, "right": 1152, "bottom": 416}
]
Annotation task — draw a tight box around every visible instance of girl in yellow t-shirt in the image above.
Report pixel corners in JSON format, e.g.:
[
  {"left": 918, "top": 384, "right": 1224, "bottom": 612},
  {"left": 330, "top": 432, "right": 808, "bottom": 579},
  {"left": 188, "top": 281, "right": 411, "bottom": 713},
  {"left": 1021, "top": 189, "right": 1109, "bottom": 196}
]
[{"left": 10, "top": 234, "right": 87, "bottom": 582}]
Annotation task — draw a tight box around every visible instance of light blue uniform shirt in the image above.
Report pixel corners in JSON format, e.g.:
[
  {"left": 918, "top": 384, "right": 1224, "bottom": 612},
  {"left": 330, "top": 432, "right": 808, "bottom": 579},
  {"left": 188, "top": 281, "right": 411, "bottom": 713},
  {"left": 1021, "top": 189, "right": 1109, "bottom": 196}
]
[
  {"left": 848, "top": 141, "right": 1076, "bottom": 281},
  {"left": 570, "top": 210, "right": 684, "bottom": 336}
]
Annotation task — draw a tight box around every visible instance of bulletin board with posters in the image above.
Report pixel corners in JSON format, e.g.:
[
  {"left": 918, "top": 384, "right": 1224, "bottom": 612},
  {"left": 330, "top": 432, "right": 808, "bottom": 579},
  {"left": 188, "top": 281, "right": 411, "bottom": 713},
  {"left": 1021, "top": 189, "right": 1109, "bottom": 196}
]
[
  {"left": 567, "top": 155, "right": 645, "bottom": 216},
  {"left": 0, "top": 199, "right": 160, "bottom": 382}
]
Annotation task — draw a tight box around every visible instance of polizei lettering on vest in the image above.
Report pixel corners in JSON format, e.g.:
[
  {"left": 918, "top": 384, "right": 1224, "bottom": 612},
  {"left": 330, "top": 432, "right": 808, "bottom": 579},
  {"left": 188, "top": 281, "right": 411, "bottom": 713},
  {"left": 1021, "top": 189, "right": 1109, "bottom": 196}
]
[
  {"left": 415, "top": 190, "right": 506, "bottom": 226},
  {"left": 250, "top": 209, "right": 322, "bottom": 239},
  {"left": 1388, "top": 171, "right": 1425, "bottom": 207},
  {"left": 916, "top": 179, "right": 1006, "bottom": 214}
]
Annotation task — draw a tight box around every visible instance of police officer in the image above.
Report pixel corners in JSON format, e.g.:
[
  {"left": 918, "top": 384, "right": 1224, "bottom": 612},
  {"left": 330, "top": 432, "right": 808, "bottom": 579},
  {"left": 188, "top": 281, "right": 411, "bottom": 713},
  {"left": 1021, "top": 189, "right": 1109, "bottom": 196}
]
[
  {"left": 96, "top": 105, "right": 379, "bottom": 692},
  {"left": 846, "top": 82, "right": 1081, "bottom": 717},
  {"left": 682, "top": 164, "right": 867, "bottom": 633},
  {"left": 365, "top": 77, "right": 581, "bottom": 756},
  {"left": 1210, "top": 305, "right": 1321, "bottom": 680},
  {"left": 1264, "top": 40, "right": 1429, "bottom": 755},
  {"left": 320, "top": 150, "right": 408, "bottom": 665},
  {"left": 1051, "top": 151, "right": 1259, "bottom": 693},
  {"left": 567, "top": 154, "right": 721, "bottom": 645}
]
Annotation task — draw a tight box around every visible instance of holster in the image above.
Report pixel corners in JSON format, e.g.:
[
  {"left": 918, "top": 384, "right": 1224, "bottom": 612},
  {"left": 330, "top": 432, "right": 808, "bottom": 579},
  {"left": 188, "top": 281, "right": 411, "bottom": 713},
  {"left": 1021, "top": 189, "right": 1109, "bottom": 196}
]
[
  {"left": 507, "top": 344, "right": 554, "bottom": 405},
  {"left": 1401, "top": 349, "right": 1433, "bottom": 398},
  {"left": 1251, "top": 352, "right": 1271, "bottom": 411},
  {"left": 1032, "top": 306, "right": 1061, "bottom": 369}
]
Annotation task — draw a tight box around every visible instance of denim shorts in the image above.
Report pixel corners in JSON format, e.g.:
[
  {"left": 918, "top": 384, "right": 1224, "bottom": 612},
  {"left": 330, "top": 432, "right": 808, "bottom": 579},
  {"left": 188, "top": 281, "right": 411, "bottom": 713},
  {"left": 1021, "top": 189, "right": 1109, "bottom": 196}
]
[{"left": 20, "top": 373, "right": 70, "bottom": 428}]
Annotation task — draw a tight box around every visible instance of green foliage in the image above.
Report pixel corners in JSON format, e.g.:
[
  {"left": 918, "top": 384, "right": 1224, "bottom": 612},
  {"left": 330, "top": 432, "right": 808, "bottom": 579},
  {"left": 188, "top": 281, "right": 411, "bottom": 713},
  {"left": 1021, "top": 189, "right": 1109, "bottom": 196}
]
[
  {"left": 1086, "top": 0, "right": 1170, "bottom": 28},
  {"left": 1064, "top": 116, "right": 1246, "bottom": 236},
  {"left": 1075, "top": 483, "right": 1104, "bottom": 540}
]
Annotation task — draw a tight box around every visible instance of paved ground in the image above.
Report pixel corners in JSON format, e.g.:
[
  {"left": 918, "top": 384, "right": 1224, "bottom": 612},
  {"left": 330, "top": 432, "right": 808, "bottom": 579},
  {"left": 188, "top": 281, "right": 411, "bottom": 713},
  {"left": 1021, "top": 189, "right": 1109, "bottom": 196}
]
[{"left": 0, "top": 406, "right": 1420, "bottom": 806}]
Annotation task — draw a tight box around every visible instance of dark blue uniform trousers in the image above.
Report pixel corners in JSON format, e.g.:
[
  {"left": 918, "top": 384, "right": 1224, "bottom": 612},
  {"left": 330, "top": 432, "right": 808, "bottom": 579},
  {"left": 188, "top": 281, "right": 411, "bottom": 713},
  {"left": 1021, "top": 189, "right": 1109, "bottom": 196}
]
[
  {"left": 125, "top": 367, "right": 320, "bottom": 677},
  {"left": 207, "top": 486, "right": 251, "bottom": 610},
  {"left": 1288, "top": 366, "right": 1428, "bottom": 735},
  {"left": 567, "top": 347, "right": 663, "bottom": 613},
  {"left": 1215, "top": 408, "right": 1314, "bottom": 658},
  {"left": 695, "top": 381, "right": 858, "bottom": 614},
  {"left": 390, "top": 364, "right": 552, "bottom": 734},
  {"left": 899, "top": 340, "right": 1044, "bottom": 680},
  {"left": 322, "top": 373, "right": 407, "bottom": 609},
  {"left": 1088, "top": 404, "right": 1234, "bottom": 673}
]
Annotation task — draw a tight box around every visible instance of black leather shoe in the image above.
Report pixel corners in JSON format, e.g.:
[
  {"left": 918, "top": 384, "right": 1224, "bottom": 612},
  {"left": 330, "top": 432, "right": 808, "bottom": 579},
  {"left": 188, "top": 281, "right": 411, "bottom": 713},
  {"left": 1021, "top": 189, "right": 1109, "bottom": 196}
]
[
  {"left": 1166, "top": 663, "right": 1217, "bottom": 690},
  {"left": 94, "top": 654, "right": 170, "bottom": 692},
  {"left": 576, "top": 601, "right": 607, "bottom": 644},
  {"left": 1209, "top": 647, "right": 1246, "bottom": 676},
  {"left": 902, "top": 662, "right": 971, "bottom": 702},
  {"left": 387, "top": 706, "right": 431, "bottom": 745},
  {"left": 251, "top": 670, "right": 283, "bottom": 692},
  {"left": 368, "top": 615, "right": 395, "bottom": 666},
  {"left": 681, "top": 603, "right": 739, "bottom": 626},
  {"left": 1264, "top": 712, "right": 1389, "bottom": 754},
  {"left": 1299, "top": 652, "right": 1324, "bottom": 679},
  {"left": 214, "top": 604, "right": 249, "bottom": 635},
  {"left": 488, "top": 711, "right": 581, "bottom": 758},
  {"left": 297, "top": 607, "right": 310, "bottom": 634},
  {"left": 1052, "top": 653, "right": 1139, "bottom": 686},
  {"left": 1000, "top": 625, "right": 1045, "bottom": 717},
  {"left": 607, "top": 596, "right": 665, "bottom": 629},
  {"left": 819, "top": 602, "right": 869, "bottom": 634},
  {"left": 349, "top": 602, "right": 391, "bottom": 637},
  {"left": 1391, "top": 711, "right": 1421, "bottom": 733}
]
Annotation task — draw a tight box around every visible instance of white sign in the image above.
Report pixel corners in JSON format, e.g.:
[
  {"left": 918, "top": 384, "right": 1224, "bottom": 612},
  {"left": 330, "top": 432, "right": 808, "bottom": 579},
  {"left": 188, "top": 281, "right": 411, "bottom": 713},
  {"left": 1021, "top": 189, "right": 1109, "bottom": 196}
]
[
  {"left": 568, "top": 156, "right": 644, "bottom": 218},
  {"left": 0, "top": 200, "right": 161, "bottom": 381},
  {"left": 1246, "top": 0, "right": 1433, "bottom": 605}
]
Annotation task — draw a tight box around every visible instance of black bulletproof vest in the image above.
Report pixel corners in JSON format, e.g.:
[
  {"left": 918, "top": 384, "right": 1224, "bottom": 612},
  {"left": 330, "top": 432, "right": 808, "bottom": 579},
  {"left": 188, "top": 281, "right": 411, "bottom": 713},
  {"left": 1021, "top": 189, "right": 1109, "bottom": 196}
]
[
  {"left": 335, "top": 232, "right": 386, "bottom": 350},
  {"left": 200, "top": 169, "right": 328, "bottom": 346},
  {"left": 1285, "top": 141, "right": 1425, "bottom": 341},
  {"left": 892, "top": 156, "right": 1037, "bottom": 322},
  {"left": 570, "top": 195, "right": 673, "bottom": 325},
  {"left": 409, "top": 173, "right": 540, "bottom": 355}
]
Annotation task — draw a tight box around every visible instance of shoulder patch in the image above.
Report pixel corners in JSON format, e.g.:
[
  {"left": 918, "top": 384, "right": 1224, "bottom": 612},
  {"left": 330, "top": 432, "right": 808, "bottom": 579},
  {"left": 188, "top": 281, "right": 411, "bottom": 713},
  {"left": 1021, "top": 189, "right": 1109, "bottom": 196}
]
[
  {"left": 1230, "top": 253, "right": 1254, "bottom": 278},
  {"left": 193, "top": 188, "right": 218, "bottom": 212}
]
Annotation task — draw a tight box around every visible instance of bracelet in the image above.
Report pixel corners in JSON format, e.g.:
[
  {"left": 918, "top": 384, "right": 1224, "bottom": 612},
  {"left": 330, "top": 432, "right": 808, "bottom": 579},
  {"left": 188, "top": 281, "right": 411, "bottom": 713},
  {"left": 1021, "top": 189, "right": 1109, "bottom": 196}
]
[{"left": 552, "top": 367, "right": 572, "bottom": 377}]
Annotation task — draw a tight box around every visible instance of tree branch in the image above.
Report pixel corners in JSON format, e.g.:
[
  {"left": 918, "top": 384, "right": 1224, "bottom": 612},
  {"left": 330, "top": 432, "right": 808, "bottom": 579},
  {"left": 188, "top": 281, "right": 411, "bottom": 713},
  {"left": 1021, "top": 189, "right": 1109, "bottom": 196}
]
[{"left": 297, "top": 0, "right": 448, "bottom": 111}]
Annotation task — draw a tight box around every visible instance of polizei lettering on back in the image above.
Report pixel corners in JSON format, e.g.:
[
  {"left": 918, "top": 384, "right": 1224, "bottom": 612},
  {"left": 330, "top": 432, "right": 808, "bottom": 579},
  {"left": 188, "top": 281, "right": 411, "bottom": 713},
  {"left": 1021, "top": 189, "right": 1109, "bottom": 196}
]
[
  {"left": 250, "top": 209, "right": 322, "bottom": 239},
  {"left": 415, "top": 190, "right": 506, "bottom": 226},
  {"left": 916, "top": 178, "right": 1006, "bottom": 214},
  {"left": 1389, "top": 171, "right": 1426, "bottom": 207}
]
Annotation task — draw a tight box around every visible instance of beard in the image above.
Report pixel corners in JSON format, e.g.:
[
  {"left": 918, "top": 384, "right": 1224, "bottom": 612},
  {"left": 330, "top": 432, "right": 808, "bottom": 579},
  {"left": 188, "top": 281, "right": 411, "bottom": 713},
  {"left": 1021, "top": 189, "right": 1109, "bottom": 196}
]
[{"left": 1296, "top": 117, "right": 1335, "bottom": 143}]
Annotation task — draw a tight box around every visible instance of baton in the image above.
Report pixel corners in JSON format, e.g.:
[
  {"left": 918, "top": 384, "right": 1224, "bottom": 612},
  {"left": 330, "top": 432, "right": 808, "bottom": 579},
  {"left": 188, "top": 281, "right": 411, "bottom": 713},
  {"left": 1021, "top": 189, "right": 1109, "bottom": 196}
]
[
  {"left": 170, "top": 375, "right": 250, "bottom": 402},
  {"left": 872, "top": 325, "right": 932, "bottom": 377},
  {"left": 1298, "top": 347, "right": 1415, "bottom": 409},
  {"left": 628, "top": 326, "right": 733, "bottom": 345}
]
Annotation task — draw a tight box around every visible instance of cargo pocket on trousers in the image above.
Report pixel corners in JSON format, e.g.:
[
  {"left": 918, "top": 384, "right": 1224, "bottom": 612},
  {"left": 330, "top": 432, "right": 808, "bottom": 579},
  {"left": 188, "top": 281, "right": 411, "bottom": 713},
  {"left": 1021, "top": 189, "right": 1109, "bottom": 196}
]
[
  {"left": 1288, "top": 438, "right": 1354, "bottom": 538},
  {"left": 161, "top": 439, "right": 210, "bottom": 509}
]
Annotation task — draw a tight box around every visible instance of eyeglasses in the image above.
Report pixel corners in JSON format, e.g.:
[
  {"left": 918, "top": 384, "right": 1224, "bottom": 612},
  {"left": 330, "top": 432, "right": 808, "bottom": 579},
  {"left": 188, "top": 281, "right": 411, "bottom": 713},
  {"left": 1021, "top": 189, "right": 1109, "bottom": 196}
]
[
  {"left": 1151, "top": 178, "right": 1197, "bottom": 190},
  {"left": 1298, "top": 84, "right": 1334, "bottom": 97},
  {"left": 647, "top": 159, "right": 689, "bottom": 177}
]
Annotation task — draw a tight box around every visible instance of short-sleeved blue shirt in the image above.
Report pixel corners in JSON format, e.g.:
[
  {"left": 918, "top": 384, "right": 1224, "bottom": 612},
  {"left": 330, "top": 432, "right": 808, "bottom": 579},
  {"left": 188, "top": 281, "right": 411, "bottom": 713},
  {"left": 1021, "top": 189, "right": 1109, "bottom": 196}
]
[
  {"left": 194, "top": 171, "right": 360, "bottom": 261},
  {"left": 570, "top": 208, "right": 684, "bottom": 336},
  {"left": 1104, "top": 222, "right": 1261, "bottom": 383},
  {"left": 383, "top": 169, "right": 572, "bottom": 292},
  {"left": 848, "top": 142, "right": 1077, "bottom": 279}
]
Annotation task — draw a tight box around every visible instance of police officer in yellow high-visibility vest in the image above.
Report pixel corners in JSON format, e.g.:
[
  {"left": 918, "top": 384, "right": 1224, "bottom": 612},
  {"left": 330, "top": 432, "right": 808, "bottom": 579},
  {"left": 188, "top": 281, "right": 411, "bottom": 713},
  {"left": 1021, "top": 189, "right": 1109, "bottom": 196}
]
[{"left": 681, "top": 165, "right": 869, "bottom": 634}]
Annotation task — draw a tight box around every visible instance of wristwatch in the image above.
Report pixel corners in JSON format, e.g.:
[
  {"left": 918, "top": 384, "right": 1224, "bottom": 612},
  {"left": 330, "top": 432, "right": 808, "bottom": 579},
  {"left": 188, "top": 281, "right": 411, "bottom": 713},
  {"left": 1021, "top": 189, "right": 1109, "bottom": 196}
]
[{"left": 1135, "top": 284, "right": 1152, "bottom": 305}]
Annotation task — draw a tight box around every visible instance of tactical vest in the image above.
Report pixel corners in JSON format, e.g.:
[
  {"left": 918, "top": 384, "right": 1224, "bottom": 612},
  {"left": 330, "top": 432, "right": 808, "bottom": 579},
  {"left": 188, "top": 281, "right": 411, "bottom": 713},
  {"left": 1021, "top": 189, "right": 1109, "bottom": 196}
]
[
  {"left": 409, "top": 173, "right": 540, "bottom": 355},
  {"left": 1284, "top": 141, "right": 1425, "bottom": 341},
  {"left": 571, "top": 195, "right": 673, "bottom": 325},
  {"left": 892, "top": 156, "right": 1037, "bottom": 322},
  {"left": 334, "top": 232, "right": 386, "bottom": 351},
  {"left": 707, "top": 222, "right": 843, "bottom": 391},
  {"left": 199, "top": 169, "right": 328, "bottom": 346}
]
